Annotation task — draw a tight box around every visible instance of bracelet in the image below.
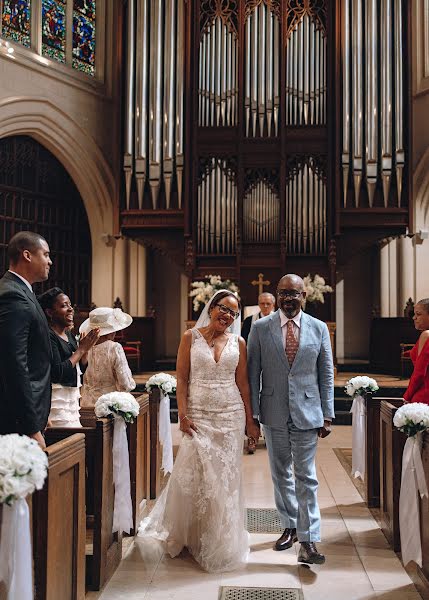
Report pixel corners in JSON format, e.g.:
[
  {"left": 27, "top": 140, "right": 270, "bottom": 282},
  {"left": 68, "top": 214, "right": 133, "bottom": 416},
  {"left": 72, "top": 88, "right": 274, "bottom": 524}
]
[{"left": 179, "top": 415, "right": 189, "bottom": 422}]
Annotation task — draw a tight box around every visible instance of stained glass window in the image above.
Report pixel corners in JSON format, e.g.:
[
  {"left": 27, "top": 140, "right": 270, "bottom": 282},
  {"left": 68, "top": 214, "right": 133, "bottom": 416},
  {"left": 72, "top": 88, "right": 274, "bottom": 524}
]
[
  {"left": 1, "top": 0, "right": 31, "bottom": 47},
  {"left": 72, "top": 0, "right": 95, "bottom": 76},
  {"left": 42, "top": 0, "right": 66, "bottom": 63}
]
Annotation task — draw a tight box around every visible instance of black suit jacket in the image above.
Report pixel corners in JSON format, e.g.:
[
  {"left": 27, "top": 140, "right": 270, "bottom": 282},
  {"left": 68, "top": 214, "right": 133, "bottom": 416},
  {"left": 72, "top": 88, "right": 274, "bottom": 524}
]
[
  {"left": 50, "top": 328, "right": 86, "bottom": 387},
  {"left": 0, "top": 271, "right": 52, "bottom": 435},
  {"left": 241, "top": 313, "right": 261, "bottom": 344}
]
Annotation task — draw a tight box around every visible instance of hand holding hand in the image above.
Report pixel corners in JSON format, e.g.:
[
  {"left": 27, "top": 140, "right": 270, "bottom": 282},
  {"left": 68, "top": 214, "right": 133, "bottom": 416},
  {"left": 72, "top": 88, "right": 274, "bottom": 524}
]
[
  {"left": 179, "top": 415, "right": 198, "bottom": 437},
  {"left": 318, "top": 420, "right": 332, "bottom": 438},
  {"left": 246, "top": 420, "right": 260, "bottom": 444}
]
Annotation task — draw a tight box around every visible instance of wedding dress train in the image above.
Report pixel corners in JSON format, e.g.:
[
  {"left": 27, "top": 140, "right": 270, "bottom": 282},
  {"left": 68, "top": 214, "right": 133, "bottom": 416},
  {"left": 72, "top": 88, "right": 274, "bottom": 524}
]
[{"left": 138, "top": 328, "right": 249, "bottom": 572}]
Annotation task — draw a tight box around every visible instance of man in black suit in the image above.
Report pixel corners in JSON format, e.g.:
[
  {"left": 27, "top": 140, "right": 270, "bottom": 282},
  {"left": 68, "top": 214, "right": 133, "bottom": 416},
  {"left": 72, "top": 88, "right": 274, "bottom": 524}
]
[
  {"left": 241, "top": 292, "right": 276, "bottom": 343},
  {"left": 0, "top": 231, "right": 53, "bottom": 448}
]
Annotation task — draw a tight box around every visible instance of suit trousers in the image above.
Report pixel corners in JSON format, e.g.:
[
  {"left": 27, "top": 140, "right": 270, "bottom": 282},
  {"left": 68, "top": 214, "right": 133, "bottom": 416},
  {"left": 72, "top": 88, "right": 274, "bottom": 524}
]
[{"left": 263, "top": 418, "right": 320, "bottom": 542}]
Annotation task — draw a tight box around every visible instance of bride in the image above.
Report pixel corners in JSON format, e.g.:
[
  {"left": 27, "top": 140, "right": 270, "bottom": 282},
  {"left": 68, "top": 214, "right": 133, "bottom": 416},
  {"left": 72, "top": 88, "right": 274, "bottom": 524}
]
[{"left": 138, "top": 289, "right": 260, "bottom": 572}]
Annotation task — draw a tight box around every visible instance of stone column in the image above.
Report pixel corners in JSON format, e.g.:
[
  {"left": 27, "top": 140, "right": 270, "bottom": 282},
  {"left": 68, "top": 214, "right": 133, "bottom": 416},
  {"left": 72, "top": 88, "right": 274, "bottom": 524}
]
[
  {"left": 112, "top": 236, "right": 129, "bottom": 310},
  {"left": 397, "top": 236, "right": 415, "bottom": 314},
  {"left": 379, "top": 240, "right": 390, "bottom": 317},
  {"left": 388, "top": 239, "right": 398, "bottom": 317}
]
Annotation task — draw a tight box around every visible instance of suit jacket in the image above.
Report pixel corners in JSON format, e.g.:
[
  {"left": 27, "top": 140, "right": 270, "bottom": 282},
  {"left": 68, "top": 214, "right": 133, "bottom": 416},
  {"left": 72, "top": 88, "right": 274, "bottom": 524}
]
[
  {"left": 49, "top": 328, "right": 86, "bottom": 387},
  {"left": 0, "top": 271, "right": 52, "bottom": 435},
  {"left": 241, "top": 313, "right": 261, "bottom": 343},
  {"left": 247, "top": 309, "right": 335, "bottom": 429}
]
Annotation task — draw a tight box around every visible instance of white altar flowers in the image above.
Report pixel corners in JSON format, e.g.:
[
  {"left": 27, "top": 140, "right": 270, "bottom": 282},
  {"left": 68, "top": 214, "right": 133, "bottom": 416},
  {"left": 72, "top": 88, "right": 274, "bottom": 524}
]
[
  {"left": 303, "top": 274, "right": 333, "bottom": 304},
  {"left": 146, "top": 373, "right": 177, "bottom": 474},
  {"left": 189, "top": 275, "right": 239, "bottom": 312},
  {"left": 0, "top": 434, "right": 48, "bottom": 600},
  {"left": 95, "top": 390, "right": 140, "bottom": 423},
  {"left": 394, "top": 403, "right": 429, "bottom": 567},
  {"left": 346, "top": 376, "right": 379, "bottom": 481},
  {"left": 95, "top": 392, "right": 140, "bottom": 534}
]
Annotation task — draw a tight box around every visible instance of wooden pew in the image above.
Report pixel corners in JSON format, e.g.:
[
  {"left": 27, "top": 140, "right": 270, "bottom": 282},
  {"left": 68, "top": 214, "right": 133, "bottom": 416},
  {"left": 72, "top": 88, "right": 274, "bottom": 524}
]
[
  {"left": 379, "top": 400, "right": 407, "bottom": 552},
  {"left": 45, "top": 419, "right": 122, "bottom": 591},
  {"left": 365, "top": 394, "right": 404, "bottom": 508},
  {"left": 148, "top": 387, "right": 168, "bottom": 499},
  {"left": 80, "top": 393, "right": 151, "bottom": 535},
  {"left": 33, "top": 433, "right": 86, "bottom": 600}
]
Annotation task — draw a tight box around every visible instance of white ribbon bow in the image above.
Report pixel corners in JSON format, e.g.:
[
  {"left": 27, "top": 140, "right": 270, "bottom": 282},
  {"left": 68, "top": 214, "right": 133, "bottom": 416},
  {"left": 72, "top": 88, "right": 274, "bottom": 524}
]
[
  {"left": 350, "top": 394, "right": 366, "bottom": 480},
  {"left": 0, "top": 499, "right": 33, "bottom": 600},
  {"left": 159, "top": 391, "right": 173, "bottom": 474},
  {"left": 112, "top": 416, "right": 133, "bottom": 534},
  {"left": 399, "top": 433, "right": 429, "bottom": 566}
]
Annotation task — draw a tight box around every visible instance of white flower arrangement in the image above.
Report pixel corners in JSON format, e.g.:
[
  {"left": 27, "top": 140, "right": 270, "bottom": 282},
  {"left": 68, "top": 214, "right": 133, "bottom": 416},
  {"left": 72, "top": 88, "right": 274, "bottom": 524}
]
[
  {"left": 189, "top": 274, "right": 239, "bottom": 312},
  {"left": 0, "top": 434, "right": 48, "bottom": 506},
  {"left": 345, "top": 376, "right": 379, "bottom": 399},
  {"left": 95, "top": 391, "right": 140, "bottom": 423},
  {"left": 303, "top": 274, "right": 333, "bottom": 304},
  {"left": 393, "top": 403, "right": 429, "bottom": 438},
  {"left": 146, "top": 372, "right": 177, "bottom": 395}
]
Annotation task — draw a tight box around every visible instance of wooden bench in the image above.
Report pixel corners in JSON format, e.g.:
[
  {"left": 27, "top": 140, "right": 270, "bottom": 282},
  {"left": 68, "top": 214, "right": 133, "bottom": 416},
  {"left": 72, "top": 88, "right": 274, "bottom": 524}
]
[
  {"left": 80, "top": 393, "right": 151, "bottom": 535},
  {"left": 364, "top": 394, "right": 404, "bottom": 508},
  {"left": 32, "top": 433, "right": 86, "bottom": 600},
  {"left": 45, "top": 419, "right": 122, "bottom": 591},
  {"left": 379, "top": 400, "right": 407, "bottom": 552}
]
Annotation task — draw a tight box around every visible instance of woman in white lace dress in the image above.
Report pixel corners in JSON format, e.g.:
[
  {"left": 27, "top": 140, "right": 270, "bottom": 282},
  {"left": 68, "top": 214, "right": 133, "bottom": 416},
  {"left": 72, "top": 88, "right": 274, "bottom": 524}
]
[
  {"left": 138, "top": 290, "right": 260, "bottom": 573},
  {"left": 79, "top": 307, "right": 136, "bottom": 407}
]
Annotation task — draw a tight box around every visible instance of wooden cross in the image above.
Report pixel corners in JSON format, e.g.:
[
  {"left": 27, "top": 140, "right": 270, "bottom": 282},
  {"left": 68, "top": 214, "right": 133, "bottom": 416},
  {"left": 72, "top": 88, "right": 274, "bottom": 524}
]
[{"left": 251, "top": 273, "right": 271, "bottom": 295}]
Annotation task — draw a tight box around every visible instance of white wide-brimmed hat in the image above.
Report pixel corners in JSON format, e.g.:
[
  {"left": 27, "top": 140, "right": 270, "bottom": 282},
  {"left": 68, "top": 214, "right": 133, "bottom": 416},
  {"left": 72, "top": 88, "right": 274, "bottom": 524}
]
[{"left": 79, "top": 307, "right": 133, "bottom": 335}]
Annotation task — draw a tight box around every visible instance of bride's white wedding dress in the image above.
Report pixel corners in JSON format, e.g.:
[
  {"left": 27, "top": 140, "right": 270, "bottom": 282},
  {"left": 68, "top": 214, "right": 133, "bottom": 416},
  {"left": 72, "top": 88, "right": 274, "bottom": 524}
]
[{"left": 138, "top": 328, "right": 249, "bottom": 572}]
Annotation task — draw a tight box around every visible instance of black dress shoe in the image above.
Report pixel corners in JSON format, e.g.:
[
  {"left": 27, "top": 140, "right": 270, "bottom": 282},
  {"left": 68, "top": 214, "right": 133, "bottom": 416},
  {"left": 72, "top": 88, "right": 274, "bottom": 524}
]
[
  {"left": 274, "top": 528, "right": 297, "bottom": 551},
  {"left": 298, "top": 542, "right": 325, "bottom": 565}
]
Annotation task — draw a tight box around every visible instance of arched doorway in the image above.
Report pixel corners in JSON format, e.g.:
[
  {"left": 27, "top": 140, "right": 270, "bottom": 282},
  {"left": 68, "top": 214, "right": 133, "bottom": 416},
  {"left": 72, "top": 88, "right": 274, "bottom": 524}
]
[{"left": 0, "top": 135, "right": 91, "bottom": 307}]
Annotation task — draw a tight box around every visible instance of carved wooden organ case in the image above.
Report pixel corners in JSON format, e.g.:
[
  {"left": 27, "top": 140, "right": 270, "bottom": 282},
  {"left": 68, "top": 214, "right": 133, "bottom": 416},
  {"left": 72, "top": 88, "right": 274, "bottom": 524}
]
[{"left": 120, "top": 0, "right": 410, "bottom": 311}]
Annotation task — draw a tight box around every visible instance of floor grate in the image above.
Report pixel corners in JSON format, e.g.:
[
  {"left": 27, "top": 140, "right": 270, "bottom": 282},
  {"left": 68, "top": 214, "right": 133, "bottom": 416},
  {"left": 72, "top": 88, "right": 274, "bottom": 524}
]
[
  {"left": 219, "top": 587, "right": 303, "bottom": 600},
  {"left": 246, "top": 508, "right": 283, "bottom": 533}
]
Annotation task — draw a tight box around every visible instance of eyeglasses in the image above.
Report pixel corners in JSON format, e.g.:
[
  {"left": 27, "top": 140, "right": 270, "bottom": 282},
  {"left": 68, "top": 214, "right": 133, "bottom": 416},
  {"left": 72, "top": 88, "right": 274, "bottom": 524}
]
[
  {"left": 276, "top": 289, "right": 302, "bottom": 299},
  {"left": 216, "top": 303, "right": 240, "bottom": 320}
]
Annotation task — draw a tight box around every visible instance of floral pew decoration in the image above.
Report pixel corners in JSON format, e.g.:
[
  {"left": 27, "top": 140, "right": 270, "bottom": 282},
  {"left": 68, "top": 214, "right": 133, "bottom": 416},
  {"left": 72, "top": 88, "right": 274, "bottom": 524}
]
[
  {"left": 346, "top": 376, "right": 379, "bottom": 480},
  {"left": 394, "top": 403, "right": 429, "bottom": 567},
  {"left": 0, "top": 434, "right": 48, "bottom": 600},
  {"left": 146, "top": 373, "right": 177, "bottom": 474},
  {"left": 95, "top": 391, "right": 140, "bottom": 535}
]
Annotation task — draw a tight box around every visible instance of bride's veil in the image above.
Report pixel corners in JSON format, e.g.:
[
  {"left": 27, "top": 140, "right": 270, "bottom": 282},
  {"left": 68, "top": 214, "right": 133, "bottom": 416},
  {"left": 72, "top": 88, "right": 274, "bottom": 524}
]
[{"left": 194, "top": 289, "right": 242, "bottom": 335}]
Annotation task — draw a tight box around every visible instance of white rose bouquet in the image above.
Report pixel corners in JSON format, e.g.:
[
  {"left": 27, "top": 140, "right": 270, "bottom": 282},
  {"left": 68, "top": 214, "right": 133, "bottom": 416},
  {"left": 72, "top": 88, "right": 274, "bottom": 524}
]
[
  {"left": 345, "top": 375, "right": 379, "bottom": 399},
  {"left": 0, "top": 434, "right": 48, "bottom": 506},
  {"left": 393, "top": 403, "right": 429, "bottom": 438},
  {"left": 146, "top": 372, "right": 177, "bottom": 395},
  {"left": 189, "top": 274, "right": 239, "bottom": 312},
  {"left": 303, "top": 274, "right": 333, "bottom": 304},
  {"left": 95, "top": 391, "right": 140, "bottom": 424}
]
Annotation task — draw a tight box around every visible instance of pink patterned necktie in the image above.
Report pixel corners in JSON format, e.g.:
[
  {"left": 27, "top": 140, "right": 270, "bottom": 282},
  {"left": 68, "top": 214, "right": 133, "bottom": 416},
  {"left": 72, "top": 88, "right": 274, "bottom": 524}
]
[{"left": 285, "top": 320, "right": 299, "bottom": 365}]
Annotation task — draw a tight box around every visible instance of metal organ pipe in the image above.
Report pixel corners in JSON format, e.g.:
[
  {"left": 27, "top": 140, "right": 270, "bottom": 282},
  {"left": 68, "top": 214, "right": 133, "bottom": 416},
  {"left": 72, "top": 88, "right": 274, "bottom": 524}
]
[
  {"left": 395, "top": 0, "right": 404, "bottom": 204},
  {"left": 123, "top": 0, "right": 135, "bottom": 209}
]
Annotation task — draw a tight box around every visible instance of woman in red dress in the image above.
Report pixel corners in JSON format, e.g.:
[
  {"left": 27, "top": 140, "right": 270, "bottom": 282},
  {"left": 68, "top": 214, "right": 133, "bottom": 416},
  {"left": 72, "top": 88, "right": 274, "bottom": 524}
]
[{"left": 404, "top": 299, "right": 429, "bottom": 404}]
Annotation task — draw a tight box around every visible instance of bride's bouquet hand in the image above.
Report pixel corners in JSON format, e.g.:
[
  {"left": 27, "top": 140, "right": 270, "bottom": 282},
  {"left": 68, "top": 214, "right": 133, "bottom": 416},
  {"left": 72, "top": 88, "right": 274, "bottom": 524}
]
[{"left": 179, "top": 415, "right": 198, "bottom": 437}]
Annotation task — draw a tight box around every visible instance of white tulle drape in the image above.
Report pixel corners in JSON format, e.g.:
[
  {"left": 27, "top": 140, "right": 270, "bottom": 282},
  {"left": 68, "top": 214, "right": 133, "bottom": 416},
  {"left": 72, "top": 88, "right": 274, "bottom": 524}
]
[
  {"left": 0, "top": 499, "right": 33, "bottom": 600},
  {"left": 350, "top": 394, "right": 366, "bottom": 480},
  {"left": 399, "top": 433, "right": 429, "bottom": 566},
  {"left": 112, "top": 416, "right": 133, "bottom": 534},
  {"left": 159, "top": 392, "right": 174, "bottom": 474}
]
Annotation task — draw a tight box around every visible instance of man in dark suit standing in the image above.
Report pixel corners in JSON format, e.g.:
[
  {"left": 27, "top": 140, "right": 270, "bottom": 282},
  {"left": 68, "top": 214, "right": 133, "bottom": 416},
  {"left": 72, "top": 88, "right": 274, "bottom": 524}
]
[
  {"left": 0, "top": 231, "right": 53, "bottom": 448},
  {"left": 241, "top": 292, "right": 276, "bottom": 343}
]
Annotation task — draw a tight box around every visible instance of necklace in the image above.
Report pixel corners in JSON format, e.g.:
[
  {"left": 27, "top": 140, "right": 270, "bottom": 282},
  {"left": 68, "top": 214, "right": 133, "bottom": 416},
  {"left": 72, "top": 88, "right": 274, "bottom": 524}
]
[{"left": 207, "top": 331, "right": 223, "bottom": 348}]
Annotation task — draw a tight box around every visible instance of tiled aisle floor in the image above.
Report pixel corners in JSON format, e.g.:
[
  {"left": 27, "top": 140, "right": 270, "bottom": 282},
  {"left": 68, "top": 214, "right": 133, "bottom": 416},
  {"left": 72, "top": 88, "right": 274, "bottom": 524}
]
[{"left": 92, "top": 426, "right": 421, "bottom": 600}]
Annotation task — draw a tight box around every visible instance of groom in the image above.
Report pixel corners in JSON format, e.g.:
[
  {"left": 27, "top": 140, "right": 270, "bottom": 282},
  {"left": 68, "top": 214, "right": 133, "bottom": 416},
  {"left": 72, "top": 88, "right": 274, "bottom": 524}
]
[{"left": 247, "top": 273, "right": 334, "bottom": 565}]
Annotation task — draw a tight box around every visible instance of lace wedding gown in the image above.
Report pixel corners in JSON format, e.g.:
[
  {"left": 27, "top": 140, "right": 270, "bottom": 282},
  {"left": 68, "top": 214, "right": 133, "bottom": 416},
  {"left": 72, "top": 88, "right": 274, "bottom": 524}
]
[{"left": 138, "top": 329, "right": 249, "bottom": 572}]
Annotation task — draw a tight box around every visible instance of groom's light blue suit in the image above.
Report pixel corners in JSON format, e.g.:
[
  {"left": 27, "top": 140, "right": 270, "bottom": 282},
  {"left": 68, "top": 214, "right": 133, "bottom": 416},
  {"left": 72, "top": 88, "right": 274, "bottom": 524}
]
[{"left": 247, "top": 309, "right": 334, "bottom": 541}]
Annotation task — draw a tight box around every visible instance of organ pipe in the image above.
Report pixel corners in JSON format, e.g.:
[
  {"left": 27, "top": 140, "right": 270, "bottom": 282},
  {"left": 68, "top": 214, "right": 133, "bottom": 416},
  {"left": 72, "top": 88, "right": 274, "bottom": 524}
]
[
  {"left": 197, "top": 160, "right": 237, "bottom": 255},
  {"left": 122, "top": 0, "right": 184, "bottom": 210},
  {"left": 342, "top": 0, "right": 405, "bottom": 208},
  {"left": 243, "top": 180, "right": 280, "bottom": 243}
]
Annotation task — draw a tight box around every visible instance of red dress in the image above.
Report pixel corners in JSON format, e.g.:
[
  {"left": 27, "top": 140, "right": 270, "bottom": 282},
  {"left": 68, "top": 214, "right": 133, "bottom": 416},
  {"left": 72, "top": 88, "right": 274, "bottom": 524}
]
[{"left": 403, "top": 337, "right": 429, "bottom": 404}]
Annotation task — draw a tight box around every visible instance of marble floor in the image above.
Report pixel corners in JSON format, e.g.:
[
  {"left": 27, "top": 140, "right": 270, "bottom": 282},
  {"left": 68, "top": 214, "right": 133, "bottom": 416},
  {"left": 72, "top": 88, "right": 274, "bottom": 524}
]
[{"left": 90, "top": 425, "right": 421, "bottom": 600}]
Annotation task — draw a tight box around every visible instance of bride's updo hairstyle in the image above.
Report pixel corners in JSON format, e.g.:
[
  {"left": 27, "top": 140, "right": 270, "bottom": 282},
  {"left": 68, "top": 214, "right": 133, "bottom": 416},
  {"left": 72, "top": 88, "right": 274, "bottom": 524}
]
[{"left": 208, "top": 290, "right": 241, "bottom": 315}]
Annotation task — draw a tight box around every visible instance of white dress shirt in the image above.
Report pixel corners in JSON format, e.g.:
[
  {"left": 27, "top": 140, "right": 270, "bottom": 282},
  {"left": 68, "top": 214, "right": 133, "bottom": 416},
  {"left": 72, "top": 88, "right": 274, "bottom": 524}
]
[
  {"left": 279, "top": 309, "right": 301, "bottom": 349},
  {"left": 8, "top": 270, "right": 33, "bottom": 292}
]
